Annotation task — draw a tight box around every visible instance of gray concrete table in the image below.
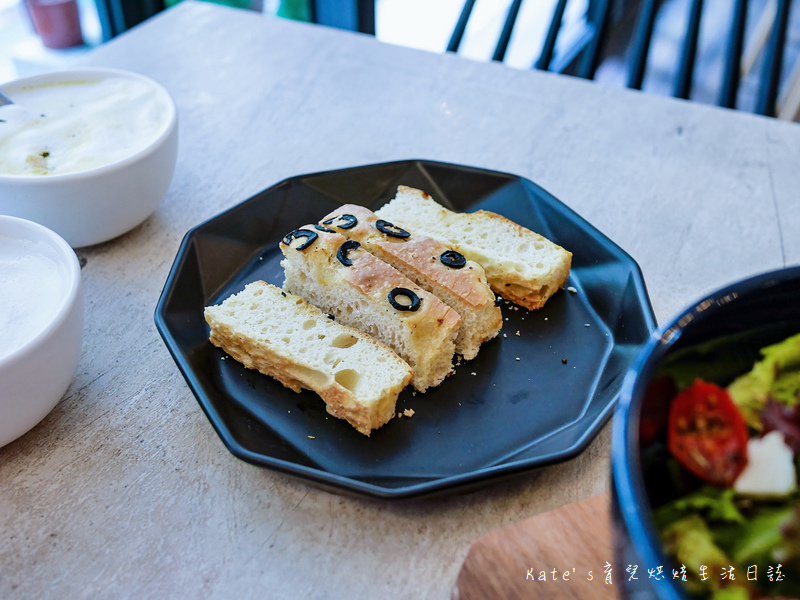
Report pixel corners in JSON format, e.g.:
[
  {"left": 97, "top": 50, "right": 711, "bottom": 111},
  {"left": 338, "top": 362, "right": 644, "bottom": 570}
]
[{"left": 1, "top": 2, "right": 798, "bottom": 598}]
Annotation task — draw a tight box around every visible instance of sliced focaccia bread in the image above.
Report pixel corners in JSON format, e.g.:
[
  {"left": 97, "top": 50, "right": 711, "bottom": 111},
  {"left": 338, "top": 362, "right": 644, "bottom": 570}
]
[
  {"left": 375, "top": 186, "right": 572, "bottom": 310},
  {"left": 280, "top": 224, "right": 461, "bottom": 392},
  {"left": 204, "top": 281, "right": 412, "bottom": 436},
  {"left": 319, "top": 204, "right": 502, "bottom": 360}
]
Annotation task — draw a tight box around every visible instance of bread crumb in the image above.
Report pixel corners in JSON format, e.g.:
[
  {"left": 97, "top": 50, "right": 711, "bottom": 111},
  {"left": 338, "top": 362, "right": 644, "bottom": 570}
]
[
  {"left": 585, "top": 323, "right": 591, "bottom": 327},
  {"left": 397, "top": 412, "right": 403, "bottom": 418},
  {"left": 471, "top": 372, "right": 477, "bottom": 376},
  {"left": 544, "top": 317, "right": 548, "bottom": 321},
  {"left": 503, "top": 333, "right": 507, "bottom": 338},
  {"left": 515, "top": 357, "right": 520, "bottom": 361},
  {"left": 308, "top": 435, "right": 315, "bottom": 439},
  {"left": 403, "top": 408, "right": 415, "bottom": 418},
  {"left": 515, "top": 331, "right": 520, "bottom": 336},
  {"left": 562, "top": 359, "right": 567, "bottom": 364},
  {"left": 567, "top": 286, "right": 577, "bottom": 294}
]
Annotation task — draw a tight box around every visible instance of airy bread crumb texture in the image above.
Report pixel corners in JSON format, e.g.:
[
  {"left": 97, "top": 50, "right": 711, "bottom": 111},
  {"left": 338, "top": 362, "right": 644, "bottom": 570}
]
[
  {"left": 204, "top": 281, "right": 412, "bottom": 436},
  {"left": 281, "top": 226, "right": 460, "bottom": 392},
  {"left": 319, "top": 204, "right": 502, "bottom": 360},
  {"left": 375, "top": 186, "right": 572, "bottom": 310}
]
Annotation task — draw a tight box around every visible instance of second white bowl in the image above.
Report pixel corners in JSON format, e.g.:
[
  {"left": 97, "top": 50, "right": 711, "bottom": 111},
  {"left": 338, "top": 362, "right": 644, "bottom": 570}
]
[
  {"left": 0, "top": 67, "right": 178, "bottom": 248},
  {"left": 0, "top": 216, "right": 83, "bottom": 448}
]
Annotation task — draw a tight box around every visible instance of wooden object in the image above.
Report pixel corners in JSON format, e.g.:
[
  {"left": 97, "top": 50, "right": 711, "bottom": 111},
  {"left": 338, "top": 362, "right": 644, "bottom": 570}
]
[
  {"left": 741, "top": 0, "right": 777, "bottom": 78},
  {"left": 778, "top": 55, "right": 800, "bottom": 121},
  {"left": 454, "top": 494, "right": 619, "bottom": 600}
]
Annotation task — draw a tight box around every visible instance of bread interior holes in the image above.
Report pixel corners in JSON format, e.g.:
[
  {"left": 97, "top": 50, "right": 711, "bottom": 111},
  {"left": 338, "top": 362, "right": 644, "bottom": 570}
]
[
  {"left": 331, "top": 333, "right": 358, "bottom": 349},
  {"left": 334, "top": 369, "right": 360, "bottom": 392},
  {"left": 292, "top": 365, "right": 328, "bottom": 388},
  {"left": 323, "top": 351, "right": 343, "bottom": 368},
  {"left": 302, "top": 319, "right": 316, "bottom": 330}
]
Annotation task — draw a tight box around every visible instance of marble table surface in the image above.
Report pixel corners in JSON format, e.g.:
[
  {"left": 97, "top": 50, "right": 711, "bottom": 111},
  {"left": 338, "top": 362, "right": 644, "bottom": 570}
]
[{"left": 1, "top": 2, "right": 798, "bottom": 598}]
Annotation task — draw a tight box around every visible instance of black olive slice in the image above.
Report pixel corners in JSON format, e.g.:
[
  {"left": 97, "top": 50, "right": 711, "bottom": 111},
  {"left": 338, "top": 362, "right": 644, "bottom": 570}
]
[
  {"left": 336, "top": 240, "right": 360, "bottom": 266},
  {"left": 375, "top": 219, "right": 410, "bottom": 239},
  {"left": 388, "top": 287, "right": 421, "bottom": 312},
  {"left": 314, "top": 224, "right": 335, "bottom": 233},
  {"left": 322, "top": 214, "right": 357, "bottom": 229},
  {"left": 440, "top": 250, "right": 466, "bottom": 269},
  {"left": 281, "top": 228, "right": 318, "bottom": 251}
]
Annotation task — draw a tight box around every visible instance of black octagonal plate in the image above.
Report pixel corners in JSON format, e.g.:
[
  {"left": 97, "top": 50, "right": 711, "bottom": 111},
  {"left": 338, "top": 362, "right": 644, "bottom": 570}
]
[{"left": 155, "top": 160, "right": 656, "bottom": 499}]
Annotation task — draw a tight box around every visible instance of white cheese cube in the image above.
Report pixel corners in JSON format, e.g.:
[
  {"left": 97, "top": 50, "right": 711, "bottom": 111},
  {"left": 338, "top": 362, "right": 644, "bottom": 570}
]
[{"left": 734, "top": 431, "right": 797, "bottom": 497}]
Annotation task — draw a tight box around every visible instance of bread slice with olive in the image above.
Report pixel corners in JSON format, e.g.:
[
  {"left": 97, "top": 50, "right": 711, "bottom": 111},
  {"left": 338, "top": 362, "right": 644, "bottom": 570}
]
[
  {"left": 204, "top": 281, "right": 413, "bottom": 436},
  {"left": 319, "top": 205, "right": 502, "bottom": 360},
  {"left": 375, "top": 186, "right": 572, "bottom": 310},
  {"left": 280, "top": 225, "right": 461, "bottom": 392}
]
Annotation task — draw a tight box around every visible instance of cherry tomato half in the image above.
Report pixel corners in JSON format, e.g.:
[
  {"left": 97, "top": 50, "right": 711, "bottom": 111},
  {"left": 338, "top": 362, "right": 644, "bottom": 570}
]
[
  {"left": 639, "top": 375, "right": 677, "bottom": 446},
  {"left": 667, "top": 379, "right": 749, "bottom": 487}
]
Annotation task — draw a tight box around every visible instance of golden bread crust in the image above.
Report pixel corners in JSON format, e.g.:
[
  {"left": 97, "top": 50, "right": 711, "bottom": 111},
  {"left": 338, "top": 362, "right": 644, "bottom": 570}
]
[
  {"left": 204, "top": 281, "right": 412, "bottom": 436},
  {"left": 377, "top": 187, "right": 572, "bottom": 311}
]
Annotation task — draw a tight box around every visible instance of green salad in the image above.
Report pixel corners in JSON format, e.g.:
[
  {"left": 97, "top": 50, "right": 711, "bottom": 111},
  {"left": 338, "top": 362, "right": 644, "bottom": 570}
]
[{"left": 645, "top": 332, "right": 800, "bottom": 599}]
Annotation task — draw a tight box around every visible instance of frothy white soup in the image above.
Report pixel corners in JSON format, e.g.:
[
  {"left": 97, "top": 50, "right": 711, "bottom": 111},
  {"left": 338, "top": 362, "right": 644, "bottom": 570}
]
[
  {"left": 0, "top": 76, "right": 171, "bottom": 176},
  {"left": 0, "top": 233, "right": 70, "bottom": 360}
]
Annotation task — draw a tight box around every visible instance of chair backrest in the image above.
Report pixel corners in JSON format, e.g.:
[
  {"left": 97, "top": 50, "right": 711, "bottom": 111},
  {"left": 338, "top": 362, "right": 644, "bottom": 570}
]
[
  {"left": 309, "top": 0, "right": 797, "bottom": 120},
  {"left": 454, "top": 0, "right": 796, "bottom": 119}
]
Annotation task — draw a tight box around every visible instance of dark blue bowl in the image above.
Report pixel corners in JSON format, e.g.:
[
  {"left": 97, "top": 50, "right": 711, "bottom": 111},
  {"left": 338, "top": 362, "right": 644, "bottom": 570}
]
[{"left": 611, "top": 265, "right": 800, "bottom": 599}]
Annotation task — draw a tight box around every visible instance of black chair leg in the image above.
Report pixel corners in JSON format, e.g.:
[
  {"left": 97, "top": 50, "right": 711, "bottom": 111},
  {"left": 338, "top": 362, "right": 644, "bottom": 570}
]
[
  {"left": 756, "top": 0, "right": 791, "bottom": 116},
  {"left": 627, "top": 0, "right": 659, "bottom": 89},
  {"left": 673, "top": 0, "right": 704, "bottom": 100},
  {"left": 718, "top": 0, "right": 749, "bottom": 109},
  {"left": 448, "top": 0, "right": 477, "bottom": 53},
  {"left": 535, "top": 0, "right": 569, "bottom": 71},
  {"left": 578, "top": 0, "right": 613, "bottom": 80},
  {"left": 357, "top": 0, "right": 375, "bottom": 35}
]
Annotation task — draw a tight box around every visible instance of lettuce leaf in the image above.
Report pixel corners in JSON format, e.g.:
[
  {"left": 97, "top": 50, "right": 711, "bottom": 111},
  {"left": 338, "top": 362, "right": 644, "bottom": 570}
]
[
  {"left": 653, "top": 486, "right": 746, "bottom": 529},
  {"left": 710, "top": 587, "right": 749, "bottom": 600},
  {"left": 728, "top": 333, "right": 800, "bottom": 429},
  {"left": 661, "top": 515, "right": 731, "bottom": 595}
]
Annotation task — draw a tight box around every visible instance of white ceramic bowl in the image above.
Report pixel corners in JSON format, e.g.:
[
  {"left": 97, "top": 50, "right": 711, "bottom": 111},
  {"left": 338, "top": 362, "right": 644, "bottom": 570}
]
[
  {"left": 0, "top": 67, "right": 178, "bottom": 248},
  {"left": 0, "top": 215, "right": 83, "bottom": 448}
]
